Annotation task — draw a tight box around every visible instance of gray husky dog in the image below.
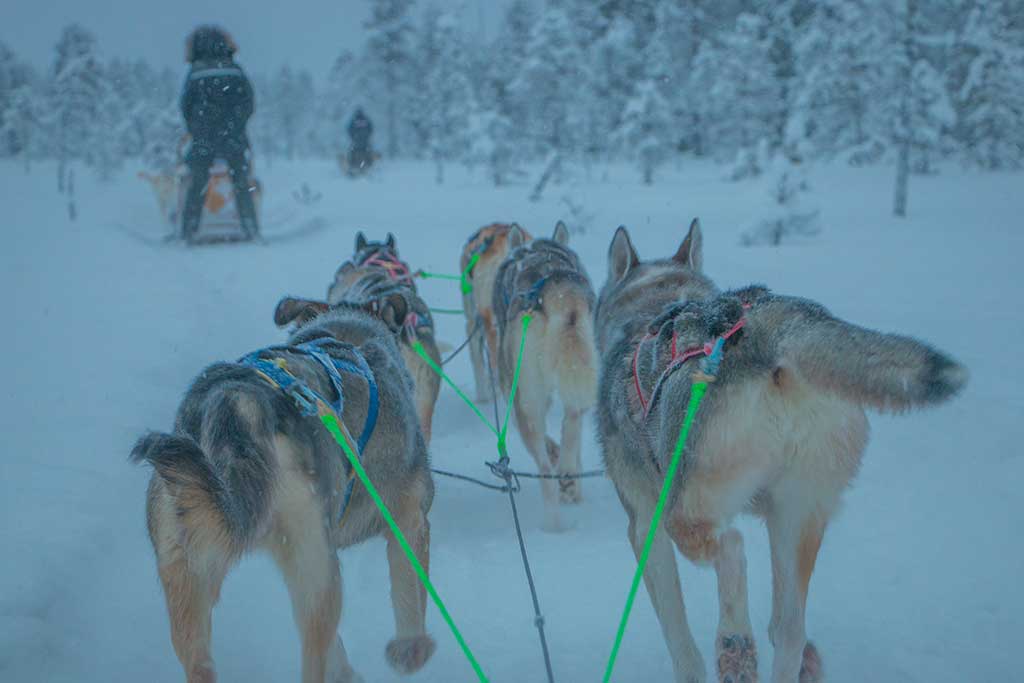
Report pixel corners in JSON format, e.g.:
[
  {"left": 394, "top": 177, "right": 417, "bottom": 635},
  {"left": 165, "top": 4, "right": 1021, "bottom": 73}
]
[
  {"left": 131, "top": 305, "right": 436, "bottom": 683},
  {"left": 493, "top": 222, "right": 599, "bottom": 531},
  {"left": 316, "top": 232, "right": 442, "bottom": 444},
  {"left": 597, "top": 222, "right": 967, "bottom": 683}
]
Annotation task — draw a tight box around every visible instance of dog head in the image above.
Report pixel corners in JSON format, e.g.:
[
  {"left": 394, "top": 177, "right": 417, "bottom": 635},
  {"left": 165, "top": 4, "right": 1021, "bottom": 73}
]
[
  {"left": 274, "top": 291, "right": 415, "bottom": 336},
  {"left": 607, "top": 218, "right": 703, "bottom": 286},
  {"left": 354, "top": 231, "right": 399, "bottom": 264}
]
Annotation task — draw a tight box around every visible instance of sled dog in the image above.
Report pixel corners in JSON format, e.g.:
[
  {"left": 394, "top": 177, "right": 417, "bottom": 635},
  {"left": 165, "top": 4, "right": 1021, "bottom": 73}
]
[
  {"left": 459, "top": 222, "right": 533, "bottom": 402},
  {"left": 132, "top": 304, "right": 435, "bottom": 683},
  {"left": 596, "top": 221, "right": 968, "bottom": 683},
  {"left": 310, "top": 232, "right": 442, "bottom": 444},
  {"left": 493, "top": 222, "right": 599, "bottom": 531}
]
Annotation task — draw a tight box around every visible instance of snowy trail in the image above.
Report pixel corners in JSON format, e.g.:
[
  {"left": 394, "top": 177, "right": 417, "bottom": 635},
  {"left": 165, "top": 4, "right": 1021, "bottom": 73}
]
[{"left": 1, "top": 159, "right": 1020, "bottom": 681}]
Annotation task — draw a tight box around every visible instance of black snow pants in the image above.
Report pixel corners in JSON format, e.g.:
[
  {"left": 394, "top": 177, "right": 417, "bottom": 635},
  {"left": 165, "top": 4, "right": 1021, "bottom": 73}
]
[{"left": 181, "top": 142, "right": 259, "bottom": 241}]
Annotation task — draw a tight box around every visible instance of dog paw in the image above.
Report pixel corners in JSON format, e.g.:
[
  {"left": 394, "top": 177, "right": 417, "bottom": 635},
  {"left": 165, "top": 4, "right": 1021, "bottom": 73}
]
[
  {"left": 799, "top": 641, "right": 823, "bottom": 683},
  {"left": 559, "top": 476, "right": 582, "bottom": 504},
  {"left": 386, "top": 635, "right": 436, "bottom": 674},
  {"left": 329, "top": 669, "right": 364, "bottom": 683},
  {"left": 717, "top": 634, "right": 757, "bottom": 683}
]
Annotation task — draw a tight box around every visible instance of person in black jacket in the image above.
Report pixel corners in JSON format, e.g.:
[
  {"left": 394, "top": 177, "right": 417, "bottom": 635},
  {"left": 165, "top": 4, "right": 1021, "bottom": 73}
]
[
  {"left": 347, "top": 108, "right": 375, "bottom": 171},
  {"left": 179, "top": 26, "right": 259, "bottom": 241}
]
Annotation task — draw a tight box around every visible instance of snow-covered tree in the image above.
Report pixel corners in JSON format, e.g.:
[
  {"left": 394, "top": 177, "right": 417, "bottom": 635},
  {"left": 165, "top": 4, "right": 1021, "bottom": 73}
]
[
  {"left": 790, "top": 0, "right": 880, "bottom": 161},
  {"left": 48, "top": 25, "right": 107, "bottom": 190},
  {"left": 318, "top": 50, "right": 359, "bottom": 156},
  {"left": 514, "top": 7, "right": 587, "bottom": 161},
  {"left": 364, "top": 0, "right": 415, "bottom": 158},
  {"left": 692, "top": 13, "right": 783, "bottom": 163},
  {"left": 141, "top": 101, "right": 186, "bottom": 172},
  {"left": 420, "top": 9, "right": 476, "bottom": 183},
  {"left": 3, "top": 83, "right": 41, "bottom": 170},
  {"left": 889, "top": 0, "right": 956, "bottom": 216},
  {"left": 0, "top": 42, "right": 37, "bottom": 158},
  {"left": 954, "top": 0, "right": 1024, "bottom": 169},
  {"left": 617, "top": 78, "right": 673, "bottom": 184},
  {"left": 271, "top": 66, "right": 316, "bottom": 159}
]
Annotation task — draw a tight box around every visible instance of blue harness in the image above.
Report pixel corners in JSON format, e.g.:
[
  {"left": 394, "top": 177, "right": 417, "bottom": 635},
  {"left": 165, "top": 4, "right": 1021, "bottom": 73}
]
[
  {"left": 237, "top": 338, "right": 379, "bottom": 525},
  {"left": 506, "top": 275, "right": 549, "bottom": 312}
]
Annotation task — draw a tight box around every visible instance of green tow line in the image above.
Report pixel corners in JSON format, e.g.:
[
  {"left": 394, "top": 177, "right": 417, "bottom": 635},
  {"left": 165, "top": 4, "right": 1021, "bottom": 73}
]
[
  {"left": 319, "top": 413, "right": 489, "bottom": 682},
  {"left": 603, "top": 336, "right": 727, "bottom": 682}
]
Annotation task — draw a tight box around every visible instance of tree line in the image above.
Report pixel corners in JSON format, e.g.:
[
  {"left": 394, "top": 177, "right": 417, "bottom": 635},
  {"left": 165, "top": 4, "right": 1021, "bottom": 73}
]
[{"left": 1, "top": 0, "right": 1021, "bottom": 202}]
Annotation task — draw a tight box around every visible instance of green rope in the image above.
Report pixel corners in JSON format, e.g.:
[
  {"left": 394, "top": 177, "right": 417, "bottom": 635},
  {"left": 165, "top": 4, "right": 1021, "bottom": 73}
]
[
  {"left": 461, "top": 253, "right": 481, "bottom": 295},
  {"left": 319, "top": 413, "right": 489, "bottom": 683},
  {"left": 602, "top": 381, "right": 710, "bottom": 683},
  {"left": 499, "top": 314, "right": 532, "bottom": 458},
  {"left": 412, "top": 341, "right": 499, "bottom": 437},
  {"left": 429, "top": 307, "right": 465, "bottom": 315},
  {"left": 417, "top": 271, "right": 462, "bottom": 281}
]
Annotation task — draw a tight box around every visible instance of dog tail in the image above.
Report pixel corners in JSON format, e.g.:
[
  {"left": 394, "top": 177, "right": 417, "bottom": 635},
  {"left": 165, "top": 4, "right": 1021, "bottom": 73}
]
[
  {"left": 131, "top": 390, "right": 276, "bottom": 555},
  {"left": 541, "top": 273, "right": 599, "bottom": 411},
  {"left": 765, "top": 296, "right": 968, "bottom": 412}
]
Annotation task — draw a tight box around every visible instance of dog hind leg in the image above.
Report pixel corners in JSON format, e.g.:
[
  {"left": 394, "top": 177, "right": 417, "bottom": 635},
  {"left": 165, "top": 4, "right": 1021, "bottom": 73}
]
[
  {"left": 557, "top": 408, "right": 584, "bottom": 504},
  {"left": 766, "top": 490, "right": 827, "bottom": 683},
  {"left": 267, "top": 456, "right": 348, "bottom": 683},
  {"left": 513, "top": 379, "right": 563, "bottom": 531},
  {"left": 384, "top": 478, "right": 436, "bottom": 675},
  {"left": 714, "top": 528, "right": 758, "bottom": 683},
  {"left": 625, "top": 493, "right": 706, "bottom": 683},
  {"left": 149, "top": 487, "right": 227, "bottom": 683}
]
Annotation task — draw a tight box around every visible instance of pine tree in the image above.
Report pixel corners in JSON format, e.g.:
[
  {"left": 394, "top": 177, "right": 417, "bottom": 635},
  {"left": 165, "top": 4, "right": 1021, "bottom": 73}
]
[
  {"left": 49, "top": 24, "right": 106, "bottom": 191},
  {"left": 954, "top": 0, "right": 1024, "bottom": 169},
  {"left": 478, "top": 0, "right": 536, "bottom": 172},
  {"left": 0, "top": 42, "right": 36, "bottom": 159},
  {"left": 364, "top": 0, "right": 415, "bottom": 158},
  {"left": 791, "top": 0, "right": 880, "bottom": 161},
  {"left": 421, "top": 9, "right": 476, "bottom": 184},
  {"left": 617, "top": 79, "right": 673, "bottom": 184},
  {"left": 692, "top": 13, "right": 783, "bottom": 163},
  {"left": 514, "top": 6, "right": 586, "bottom": 160},
  {"left": 890, "top": 0, "right": 955, "bottom": 216},
  {"left": 319, "top": 50, "right": 358, "bottom": 157},
  {"left": 271, "top": 66, "right": 316, "bottom": 160}
]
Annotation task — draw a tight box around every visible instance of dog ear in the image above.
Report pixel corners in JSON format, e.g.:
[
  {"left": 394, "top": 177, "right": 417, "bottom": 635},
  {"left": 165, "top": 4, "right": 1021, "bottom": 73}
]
[
  {"left": 378, "top": 292, "right": 410, "bottom": 331},
  {"left": 355, "top": 231, "right": 368, "bottom": 252},
  {"left": 673, "top": 218, "right": 703, "bottom": 271},
  {"left": 274, "top": 297, "right": 329, "bottom": 328},
  {"left": 609, "top": 226, "right": 639, "bottom": 283},
  {"left": 552, "top": 220, "right": 570, "bottom": 245},
  {"left": 509, "top": 223, "right": 528, "bottom": 250},
  {"left": 386, "top": 232, "right": 397, "bottom": 251}
]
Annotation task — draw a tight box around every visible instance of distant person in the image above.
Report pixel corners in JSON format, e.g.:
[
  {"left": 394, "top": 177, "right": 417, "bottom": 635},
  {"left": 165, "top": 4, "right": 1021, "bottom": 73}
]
[
  {"left": 179, "top": 25, "right": 259, "bottom": 241},
  {"left": 347, "top": 108, "right": 375, "bottom": 172}
]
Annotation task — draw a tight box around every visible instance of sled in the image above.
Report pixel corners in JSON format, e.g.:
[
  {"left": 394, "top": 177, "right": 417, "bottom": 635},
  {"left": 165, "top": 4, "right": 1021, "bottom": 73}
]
[{"left": 176, "top": 158, "right": 263, "bottom": 245}]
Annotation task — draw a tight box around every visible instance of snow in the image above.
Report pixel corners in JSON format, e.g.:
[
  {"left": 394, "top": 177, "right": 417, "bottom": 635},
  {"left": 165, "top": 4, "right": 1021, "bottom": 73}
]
[{"left": 1, "top": 158, "right": 1021, "bottom": 681}]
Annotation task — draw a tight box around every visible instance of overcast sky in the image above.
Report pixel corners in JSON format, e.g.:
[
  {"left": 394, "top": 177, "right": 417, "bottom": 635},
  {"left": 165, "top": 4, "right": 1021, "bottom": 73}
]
[{"left": 3, "top": 0, "right": 504, "bottom": 80}]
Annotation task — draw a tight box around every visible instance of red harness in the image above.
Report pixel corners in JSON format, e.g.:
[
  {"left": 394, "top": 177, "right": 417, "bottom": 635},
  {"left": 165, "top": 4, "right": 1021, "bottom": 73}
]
[
  {"left": 632, "top": 315, "right": 747, "bottom": 417},
  {"left": 363, "top": 252, "right": 414, "bottom": 284}
]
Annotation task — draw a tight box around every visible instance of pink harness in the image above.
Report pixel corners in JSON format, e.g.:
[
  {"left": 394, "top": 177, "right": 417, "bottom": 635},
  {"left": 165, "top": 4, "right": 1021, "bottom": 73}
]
[
  {"left": 363, "top": 252, "right": 414, "bottom": 284},
  {"left": 632, "top": 315, "right": 747, "bottom": 418}
]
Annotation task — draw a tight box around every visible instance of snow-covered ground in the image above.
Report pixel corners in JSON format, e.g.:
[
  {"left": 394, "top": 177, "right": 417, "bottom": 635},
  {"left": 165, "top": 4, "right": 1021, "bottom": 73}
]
[{"left": 1, "top": 158, "right": 1020, "bottom": 682}]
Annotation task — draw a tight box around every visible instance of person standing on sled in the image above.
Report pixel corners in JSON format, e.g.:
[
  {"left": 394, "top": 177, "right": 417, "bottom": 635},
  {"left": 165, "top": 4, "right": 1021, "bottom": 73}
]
[
  {"left": 347, "top": 108, "right": 375, "bottom": 172},
  {"left": 179, "top": 26, "right": 259, "bottom": 242}
]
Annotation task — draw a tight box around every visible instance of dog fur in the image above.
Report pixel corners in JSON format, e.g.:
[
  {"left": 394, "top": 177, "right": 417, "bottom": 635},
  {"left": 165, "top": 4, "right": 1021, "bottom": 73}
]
[
  {"left": 459, "top": 223, "right": 533, "bottom": 403},
  {"left": 492, "top": 222, "right": 599, "bottom": 531},
  {"left": 596, "top": 222, "right": 968, "bottom": 683},
  {"left": 316, "top": 232, "right": 440, "bottom": 444},
  {"left": 131, "top": 305, "right": 436, "bottom": 683}
]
